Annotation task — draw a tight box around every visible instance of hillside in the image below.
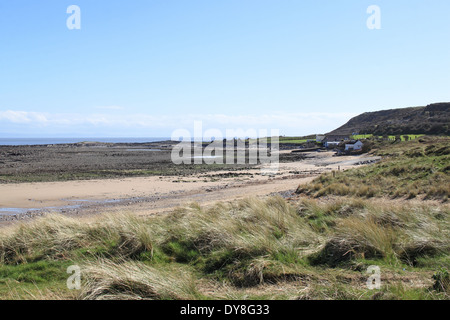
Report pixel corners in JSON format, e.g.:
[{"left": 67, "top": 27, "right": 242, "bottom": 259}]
[{"left": 328, "top": 103, "right": 450, "bottom": 136}]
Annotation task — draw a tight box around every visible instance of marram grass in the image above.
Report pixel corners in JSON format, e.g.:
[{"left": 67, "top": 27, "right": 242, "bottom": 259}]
[{"left": 0, "top": 195, "right": 448, "bottom": 300}]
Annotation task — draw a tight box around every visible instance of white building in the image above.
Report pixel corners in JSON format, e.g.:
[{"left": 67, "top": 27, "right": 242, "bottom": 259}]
[
  {"left": 323, "top": 134, "right": 349, "bottom": 148},
  {"left": 345, "top": 140, "right": 363, "bottom": 151}
]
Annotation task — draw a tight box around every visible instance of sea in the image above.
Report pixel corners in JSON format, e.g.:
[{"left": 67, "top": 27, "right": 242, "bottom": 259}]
[{"left": 0, "top": 137, "right": 172, "bottom": 146}]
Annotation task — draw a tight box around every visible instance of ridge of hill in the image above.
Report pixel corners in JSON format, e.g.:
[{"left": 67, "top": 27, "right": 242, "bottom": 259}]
[{"left": 327, "top": 102, "right": 450, "bottom": 136}]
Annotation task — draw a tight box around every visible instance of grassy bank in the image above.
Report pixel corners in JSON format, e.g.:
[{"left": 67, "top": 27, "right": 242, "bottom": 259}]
[
  {"left": 297, "top": 136, "right": 450, "bottom": 201},
  {"left": 0, "top": 196, "right": 448, "bottom": 300}
]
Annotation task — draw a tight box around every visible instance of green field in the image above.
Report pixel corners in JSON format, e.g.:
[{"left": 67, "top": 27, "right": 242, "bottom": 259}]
[
  {"left": 351, "top": 134, "right": 424, "bottom": 141},
  {"left": 248, "top": 136, "right": 312, "bottom": 145},
  {"left": 276, "top": 136, "right": 315, "bottom": 145},
  {"left": 279, "top": 139, "right": 308, "bottom": 144}
]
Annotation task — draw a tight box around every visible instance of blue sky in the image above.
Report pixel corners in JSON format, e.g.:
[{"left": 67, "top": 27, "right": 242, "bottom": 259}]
[{"left": 0, "top": 0, "right": 449, "bottom": 137}]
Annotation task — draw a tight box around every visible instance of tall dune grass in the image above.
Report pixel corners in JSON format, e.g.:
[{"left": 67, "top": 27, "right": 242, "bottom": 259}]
[
  {"left": 0, "top": 196, "right": 448, "bottom": 300},
  {"left": 80, "top": 259, "right": 199, "bottom": 300},
  {"left": 0, "top": 212, "right": 157, "bottom": 264}
]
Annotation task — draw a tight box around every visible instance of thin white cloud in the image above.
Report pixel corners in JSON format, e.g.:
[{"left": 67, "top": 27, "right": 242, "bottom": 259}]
[
  {"left": 94, "top": 106, "right": 125, "bottom": 110},
  {"left": 0, "top": 110, "right": 356, "bottom": 135},
  {"left": 0, "top": 110, "right": 48, "bottom": 124}
]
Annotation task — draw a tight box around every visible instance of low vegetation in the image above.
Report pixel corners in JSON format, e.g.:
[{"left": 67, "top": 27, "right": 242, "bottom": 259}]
[
  {"left": 0, "top": 195, "right": 448, "bottom": 300},
  {"left": 297, "top": 136, "right": 450, "bottom": 201}
]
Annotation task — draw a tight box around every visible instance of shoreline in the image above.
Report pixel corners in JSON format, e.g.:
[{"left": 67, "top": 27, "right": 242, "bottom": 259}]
[
  {"left": 0, "top": 138, "right": 174, "bottom": 147},
  {"left": 0, "top": 151, "right": 380, "bottom": 225}
]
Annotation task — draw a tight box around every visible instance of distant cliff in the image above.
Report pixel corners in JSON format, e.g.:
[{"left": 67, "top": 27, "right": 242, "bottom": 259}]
[{"left": 327, "top": 103, "right": 450, "bottom": 136}]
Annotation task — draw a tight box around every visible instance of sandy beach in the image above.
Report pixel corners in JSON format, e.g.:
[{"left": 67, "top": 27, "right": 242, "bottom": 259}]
[{"left": 0, "top": 150, "right": 380, "bottom": 224}]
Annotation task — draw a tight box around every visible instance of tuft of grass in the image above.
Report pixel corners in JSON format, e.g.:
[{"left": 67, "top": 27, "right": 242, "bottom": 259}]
[
  {"left": 309, "top": 216, "right": 398, "bottom": 267},
  {"left": 432, "top": 268, "right": 450, "bottom": 293},
  {"left": 0, "top": 212, "right": 156, "bottom": 264},
  {"left": 159, "top": 197, "right": 321, "bottom": 286},
  {"left": 308, "top": 201, "right": 449, "bottom": 268},
  {"left": 80, "top": 259, "right": 200, "bottom": 300}
]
